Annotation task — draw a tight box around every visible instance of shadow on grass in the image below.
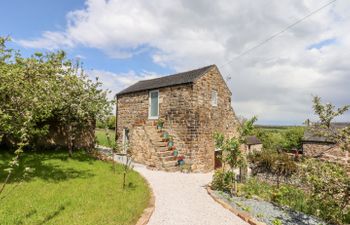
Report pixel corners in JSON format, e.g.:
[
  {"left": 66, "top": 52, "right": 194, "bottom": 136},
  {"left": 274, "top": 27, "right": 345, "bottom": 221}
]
[
  {"left": 14, "top": 203, "right": 68, "bottom": 225},
  {"left": 36, "top": 204, "right": 67, "bottom": 225},
  {"left": 0, "top": 149, "right": 95, "bottom": 183}
]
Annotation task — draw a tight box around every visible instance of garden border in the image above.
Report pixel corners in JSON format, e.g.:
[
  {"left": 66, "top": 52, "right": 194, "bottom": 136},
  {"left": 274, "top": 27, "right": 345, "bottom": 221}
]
[
  {"left": 206, "top": 185, "right": 266, "bottom": 225},
  {"left": 135, "top": 179, "right": 155, "bottom": 225}
]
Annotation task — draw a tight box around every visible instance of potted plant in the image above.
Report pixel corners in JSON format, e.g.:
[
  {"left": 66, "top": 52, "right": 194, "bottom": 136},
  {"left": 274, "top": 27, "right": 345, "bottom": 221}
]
[
  {"left": 177, "top": 155, "right": 185, "bottom": 166},
  {"left": 167, "top": 135, "right": 174, "bottom": 148},
  {"left": 156, "top": 119, "right": 164, "bottom": 131},
  {"left": 162, "top": 132, "right": 169, "bottom": 142}
]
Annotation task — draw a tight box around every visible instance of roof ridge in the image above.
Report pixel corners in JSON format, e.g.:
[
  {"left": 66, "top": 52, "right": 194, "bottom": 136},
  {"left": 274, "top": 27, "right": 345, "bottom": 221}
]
[
  {"left": 138, "top": 64, "right": 215, "bottom": 83},
  {"left": 117, "top": 64, "right": 216, "bottom": 95}
]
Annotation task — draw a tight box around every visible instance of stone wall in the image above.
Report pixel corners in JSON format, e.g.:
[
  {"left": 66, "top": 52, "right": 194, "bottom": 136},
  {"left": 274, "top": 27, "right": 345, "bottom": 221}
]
[
  {"left": 191, "top": 66, "right": 239, "bottom": 171},
  {"left": 246, "top": 144, "right": 263, "bottom": 154},
  {"left": 303, "top": 142, "right": 349, "bottom": 166},
  {"left": 116, "top": 90, "right": 149, "bottom": 141},
  {"left": 116, "top": 84, "right": 195, "bottom": 167},
  {"left": 35, "top": 120, "right": 95, "bottom": 150}
]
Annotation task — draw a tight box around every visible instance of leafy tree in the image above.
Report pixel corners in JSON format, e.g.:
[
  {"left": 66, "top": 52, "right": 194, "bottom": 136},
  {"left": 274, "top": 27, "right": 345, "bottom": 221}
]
[
  {"left": 305, "top": 96, "right": 350, "bottom": 224},
  {"left": 281, "top": 127, "right": 304, "bottom": 150},
  {"left": 310, "top": 96, "right": 350, "bottom": 153},
  {"left": 96, "top": 115, "right": 116, "bottom": 130},
  {"left": 312, "top": 96, "right": 349, "bottom": 129},
  {"left": 213, "top": 117, "right": 257, "bottom": 193},
  {"left": 0, "top": 36, "right": 112, "bottom": 154},
  {"left": 0, "top": 36, "right": 111, "bottom": 197}
]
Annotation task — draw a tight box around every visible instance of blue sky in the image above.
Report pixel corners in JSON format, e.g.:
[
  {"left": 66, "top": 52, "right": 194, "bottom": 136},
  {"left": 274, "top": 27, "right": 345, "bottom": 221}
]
[
  {"left": 0, "top": 0, "right": 172, "bottom": 75},
  {"left": 1, "top": 0, "right": 349, "bottom": 125}
]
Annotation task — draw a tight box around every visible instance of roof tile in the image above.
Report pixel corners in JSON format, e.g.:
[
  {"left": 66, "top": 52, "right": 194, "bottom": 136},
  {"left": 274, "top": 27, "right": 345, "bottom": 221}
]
[{"left": 117, "top": 65, "right": 215, "bottom": 95}]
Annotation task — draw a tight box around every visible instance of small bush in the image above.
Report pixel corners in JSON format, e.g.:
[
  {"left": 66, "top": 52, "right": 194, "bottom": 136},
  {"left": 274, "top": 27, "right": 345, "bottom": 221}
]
[
  {"left": 249, "top": 150, "right": 297, "bottom": 187},
  {"left": 211, "top": 170, "right": 234, "bottom": 192}
]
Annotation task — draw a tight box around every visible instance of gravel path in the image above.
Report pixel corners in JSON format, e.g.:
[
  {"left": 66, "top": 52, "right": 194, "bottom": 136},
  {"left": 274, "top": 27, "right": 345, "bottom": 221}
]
[
  {"left": 98, "top": 147, "right": 247, "bottom": 225},
  {"left": 133, "top": 164, "right": 248, "bottom": 225}
]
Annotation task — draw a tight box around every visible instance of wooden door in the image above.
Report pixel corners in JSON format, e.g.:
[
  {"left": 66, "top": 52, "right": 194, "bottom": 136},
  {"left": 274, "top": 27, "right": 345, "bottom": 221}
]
[{"left": 214, "top": 150, "right": 222, "bottom": 169}]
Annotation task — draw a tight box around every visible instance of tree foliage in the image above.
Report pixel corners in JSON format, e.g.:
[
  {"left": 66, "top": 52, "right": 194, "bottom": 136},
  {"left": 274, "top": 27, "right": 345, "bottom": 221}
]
[
  {"left": 0, "top": 36, "right": 112, "bottom": 198},
  {"left": 310, "top": 96, "right": 350, "bottom": 153},
  {"left": 312, "top": 96, "right": 350, "bottom": 129},
  {"left": 298, "top": 159, "right": 350, "bottom": 224},
  {"left": 96, "top": 115, "right": 116, "bottom": 130},
  {"left": 212, "top": 117, "right": 257, "bottom": 192},
  {"left": 0, "top": 37, "right": 112, "bottom": 152},
  {"left": 254, "top": 126, "right": 304, "bottom": 152}
]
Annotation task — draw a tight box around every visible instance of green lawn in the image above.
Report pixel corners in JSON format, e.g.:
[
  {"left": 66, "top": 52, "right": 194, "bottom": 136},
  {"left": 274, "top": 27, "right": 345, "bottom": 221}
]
[
  {"left": 0, "top": 150, "right": 150, "bottom": 225},
  {"left": 96, "top": 129, "right": 116, "bottom": 148}
]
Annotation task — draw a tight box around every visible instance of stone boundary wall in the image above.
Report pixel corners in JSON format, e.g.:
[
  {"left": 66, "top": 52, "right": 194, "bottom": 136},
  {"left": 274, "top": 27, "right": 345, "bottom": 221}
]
[
  {"left": 303, "top": 142, "right": 349, "bottom": 166},
  {"left": 35, "top": 120, "right": 95, "bottom": 150}
]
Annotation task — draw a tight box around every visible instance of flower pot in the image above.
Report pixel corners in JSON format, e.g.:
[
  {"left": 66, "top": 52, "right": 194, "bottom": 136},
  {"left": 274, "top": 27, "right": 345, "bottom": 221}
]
[
  {"left": 177, "top": 159, "right": 185, "bottom": 166},
  {"left": 167, "top": 141, "right": 174, "bottom": 147},
  {"left": 173, "top": 150, "right": 178, "bottom": 157}
]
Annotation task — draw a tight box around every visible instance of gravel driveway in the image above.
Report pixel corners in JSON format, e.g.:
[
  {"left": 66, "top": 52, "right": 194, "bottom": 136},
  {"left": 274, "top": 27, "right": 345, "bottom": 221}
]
[{"left": 133, "top": 164, "right": 248, "bottom": 225}]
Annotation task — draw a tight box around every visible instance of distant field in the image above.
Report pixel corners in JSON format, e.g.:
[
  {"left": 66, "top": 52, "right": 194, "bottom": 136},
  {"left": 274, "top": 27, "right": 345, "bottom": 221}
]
[
  {"left": 255, "top": 125, "right": 304, "bottom": 133},
  {"left": 95, "top": 129, "right": 116, "bottom": 147}
]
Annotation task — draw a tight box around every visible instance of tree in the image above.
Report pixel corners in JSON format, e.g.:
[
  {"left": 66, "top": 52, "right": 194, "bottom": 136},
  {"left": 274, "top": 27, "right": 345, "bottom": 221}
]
[
  {"left": 310, "top": 96, "right": 350, "bottom": 153},
  {"left": 305, "top": 96, "right": 350, "bottom": 224},
  {"left": 0, "top": 37, "right": 112, "bottom": 155},
  {"left": 213, "top": 116, "right": 257, "bottom": 193},
  {"left": 0, "top": 36, "right": 111, "bottom": 198}
]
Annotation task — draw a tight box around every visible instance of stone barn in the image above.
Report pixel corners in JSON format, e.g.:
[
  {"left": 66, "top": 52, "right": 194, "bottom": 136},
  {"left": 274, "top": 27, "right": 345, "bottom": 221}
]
[
  {"left": 115, "top": 65, "right": 240, "bottom": 172},
  {"left": 302, "top": 123, "right": 349, "bottom": 169}
]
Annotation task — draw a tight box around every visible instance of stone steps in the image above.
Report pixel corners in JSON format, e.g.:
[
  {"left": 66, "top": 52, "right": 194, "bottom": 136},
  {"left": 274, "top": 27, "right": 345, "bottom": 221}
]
[{"left": 144, "top": 122, "right": 185, "bottom": 171}]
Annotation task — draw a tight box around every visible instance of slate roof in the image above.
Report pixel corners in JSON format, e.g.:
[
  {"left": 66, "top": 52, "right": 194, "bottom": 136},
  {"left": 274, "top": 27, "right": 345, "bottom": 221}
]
[
  {"left": 117, "top": 65, "right": 215, "bottom": 95},
  {"left": 246, "top": 136, "right": 262, "bottom": 145},
  {"left": 303, "top": 123, "right": 350, "bottom": 143}
]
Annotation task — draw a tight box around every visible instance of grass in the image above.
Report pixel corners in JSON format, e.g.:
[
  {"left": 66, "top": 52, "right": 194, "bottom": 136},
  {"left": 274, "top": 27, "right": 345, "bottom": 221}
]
[
  {"left": 0, "top": 149, "right": 150, "bottom": 225},
  {"left": 95, "top": 128, "right": 116, "bottom": 147}
]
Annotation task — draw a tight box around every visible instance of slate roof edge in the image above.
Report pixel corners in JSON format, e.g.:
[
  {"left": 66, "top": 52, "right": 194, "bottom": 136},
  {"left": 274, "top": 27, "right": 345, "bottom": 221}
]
[{"left": 115, "top": 64, "right": 217, "bottom": 96}]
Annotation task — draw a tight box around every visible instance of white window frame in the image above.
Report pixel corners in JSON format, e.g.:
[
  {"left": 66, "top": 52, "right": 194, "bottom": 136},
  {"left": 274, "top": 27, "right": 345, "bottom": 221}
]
[
  {"left": 148, "top": 90, "right": 159, "bottom": 119},
  {"left": 211, "top": 90, "right": 218, "bottom": 107}
]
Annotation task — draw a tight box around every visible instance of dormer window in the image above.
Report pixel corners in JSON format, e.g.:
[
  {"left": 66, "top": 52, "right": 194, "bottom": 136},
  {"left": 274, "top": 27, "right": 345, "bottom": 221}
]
[{"left": 211, "top": 90, "right": 218, "bottom": 107}]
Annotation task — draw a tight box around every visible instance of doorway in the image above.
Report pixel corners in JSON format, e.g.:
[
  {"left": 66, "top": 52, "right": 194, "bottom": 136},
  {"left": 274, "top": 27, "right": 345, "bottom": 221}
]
[{"left": 214, "top": 150, "right": 222, "bottom": 169}]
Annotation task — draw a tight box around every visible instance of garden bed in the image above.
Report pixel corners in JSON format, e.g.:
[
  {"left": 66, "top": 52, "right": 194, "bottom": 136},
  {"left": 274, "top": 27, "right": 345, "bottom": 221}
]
[{"left": 211, "top": 189, "right": 326, "bottom": 225}]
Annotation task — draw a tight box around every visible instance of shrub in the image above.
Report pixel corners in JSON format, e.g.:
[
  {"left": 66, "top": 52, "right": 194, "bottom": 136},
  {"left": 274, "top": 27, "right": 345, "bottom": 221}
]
[
  {"left": 211, "top": 170, "right": 234, "bottom": 192},
  {"left": 298, "top": 159, "right": 350, "bottom": 224},
  {"left": 249, "top": 150, "right": 297, "bottom": 187}
]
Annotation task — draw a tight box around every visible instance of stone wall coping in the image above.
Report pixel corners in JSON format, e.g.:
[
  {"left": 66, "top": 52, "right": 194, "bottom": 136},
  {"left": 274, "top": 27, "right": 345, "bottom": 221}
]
[{"left": 206, "top": 185, "right": 266, "bottom": 225}]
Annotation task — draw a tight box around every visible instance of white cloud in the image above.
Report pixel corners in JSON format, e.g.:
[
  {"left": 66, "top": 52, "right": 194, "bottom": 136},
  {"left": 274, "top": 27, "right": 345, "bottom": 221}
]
[
  {"left": 86, "top": 69, "right": 159, "bottom": 99},
  {"left": 16, "top": 31, "right": 74, "bottom": 50},
  {"left": 16, "top": 0, "right": 350, "bottom": 124}
]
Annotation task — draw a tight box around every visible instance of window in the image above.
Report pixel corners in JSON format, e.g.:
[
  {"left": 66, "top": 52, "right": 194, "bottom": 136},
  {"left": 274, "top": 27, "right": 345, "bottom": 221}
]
[
  {"left": 122, "top": 128, "right": 129, "bottom": 153},
  {"left": 149, "top": 90, "right": 159, "bottom": 119},
  {"left": 211, "top": 90, "right": 218, "bottom": 106}
]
